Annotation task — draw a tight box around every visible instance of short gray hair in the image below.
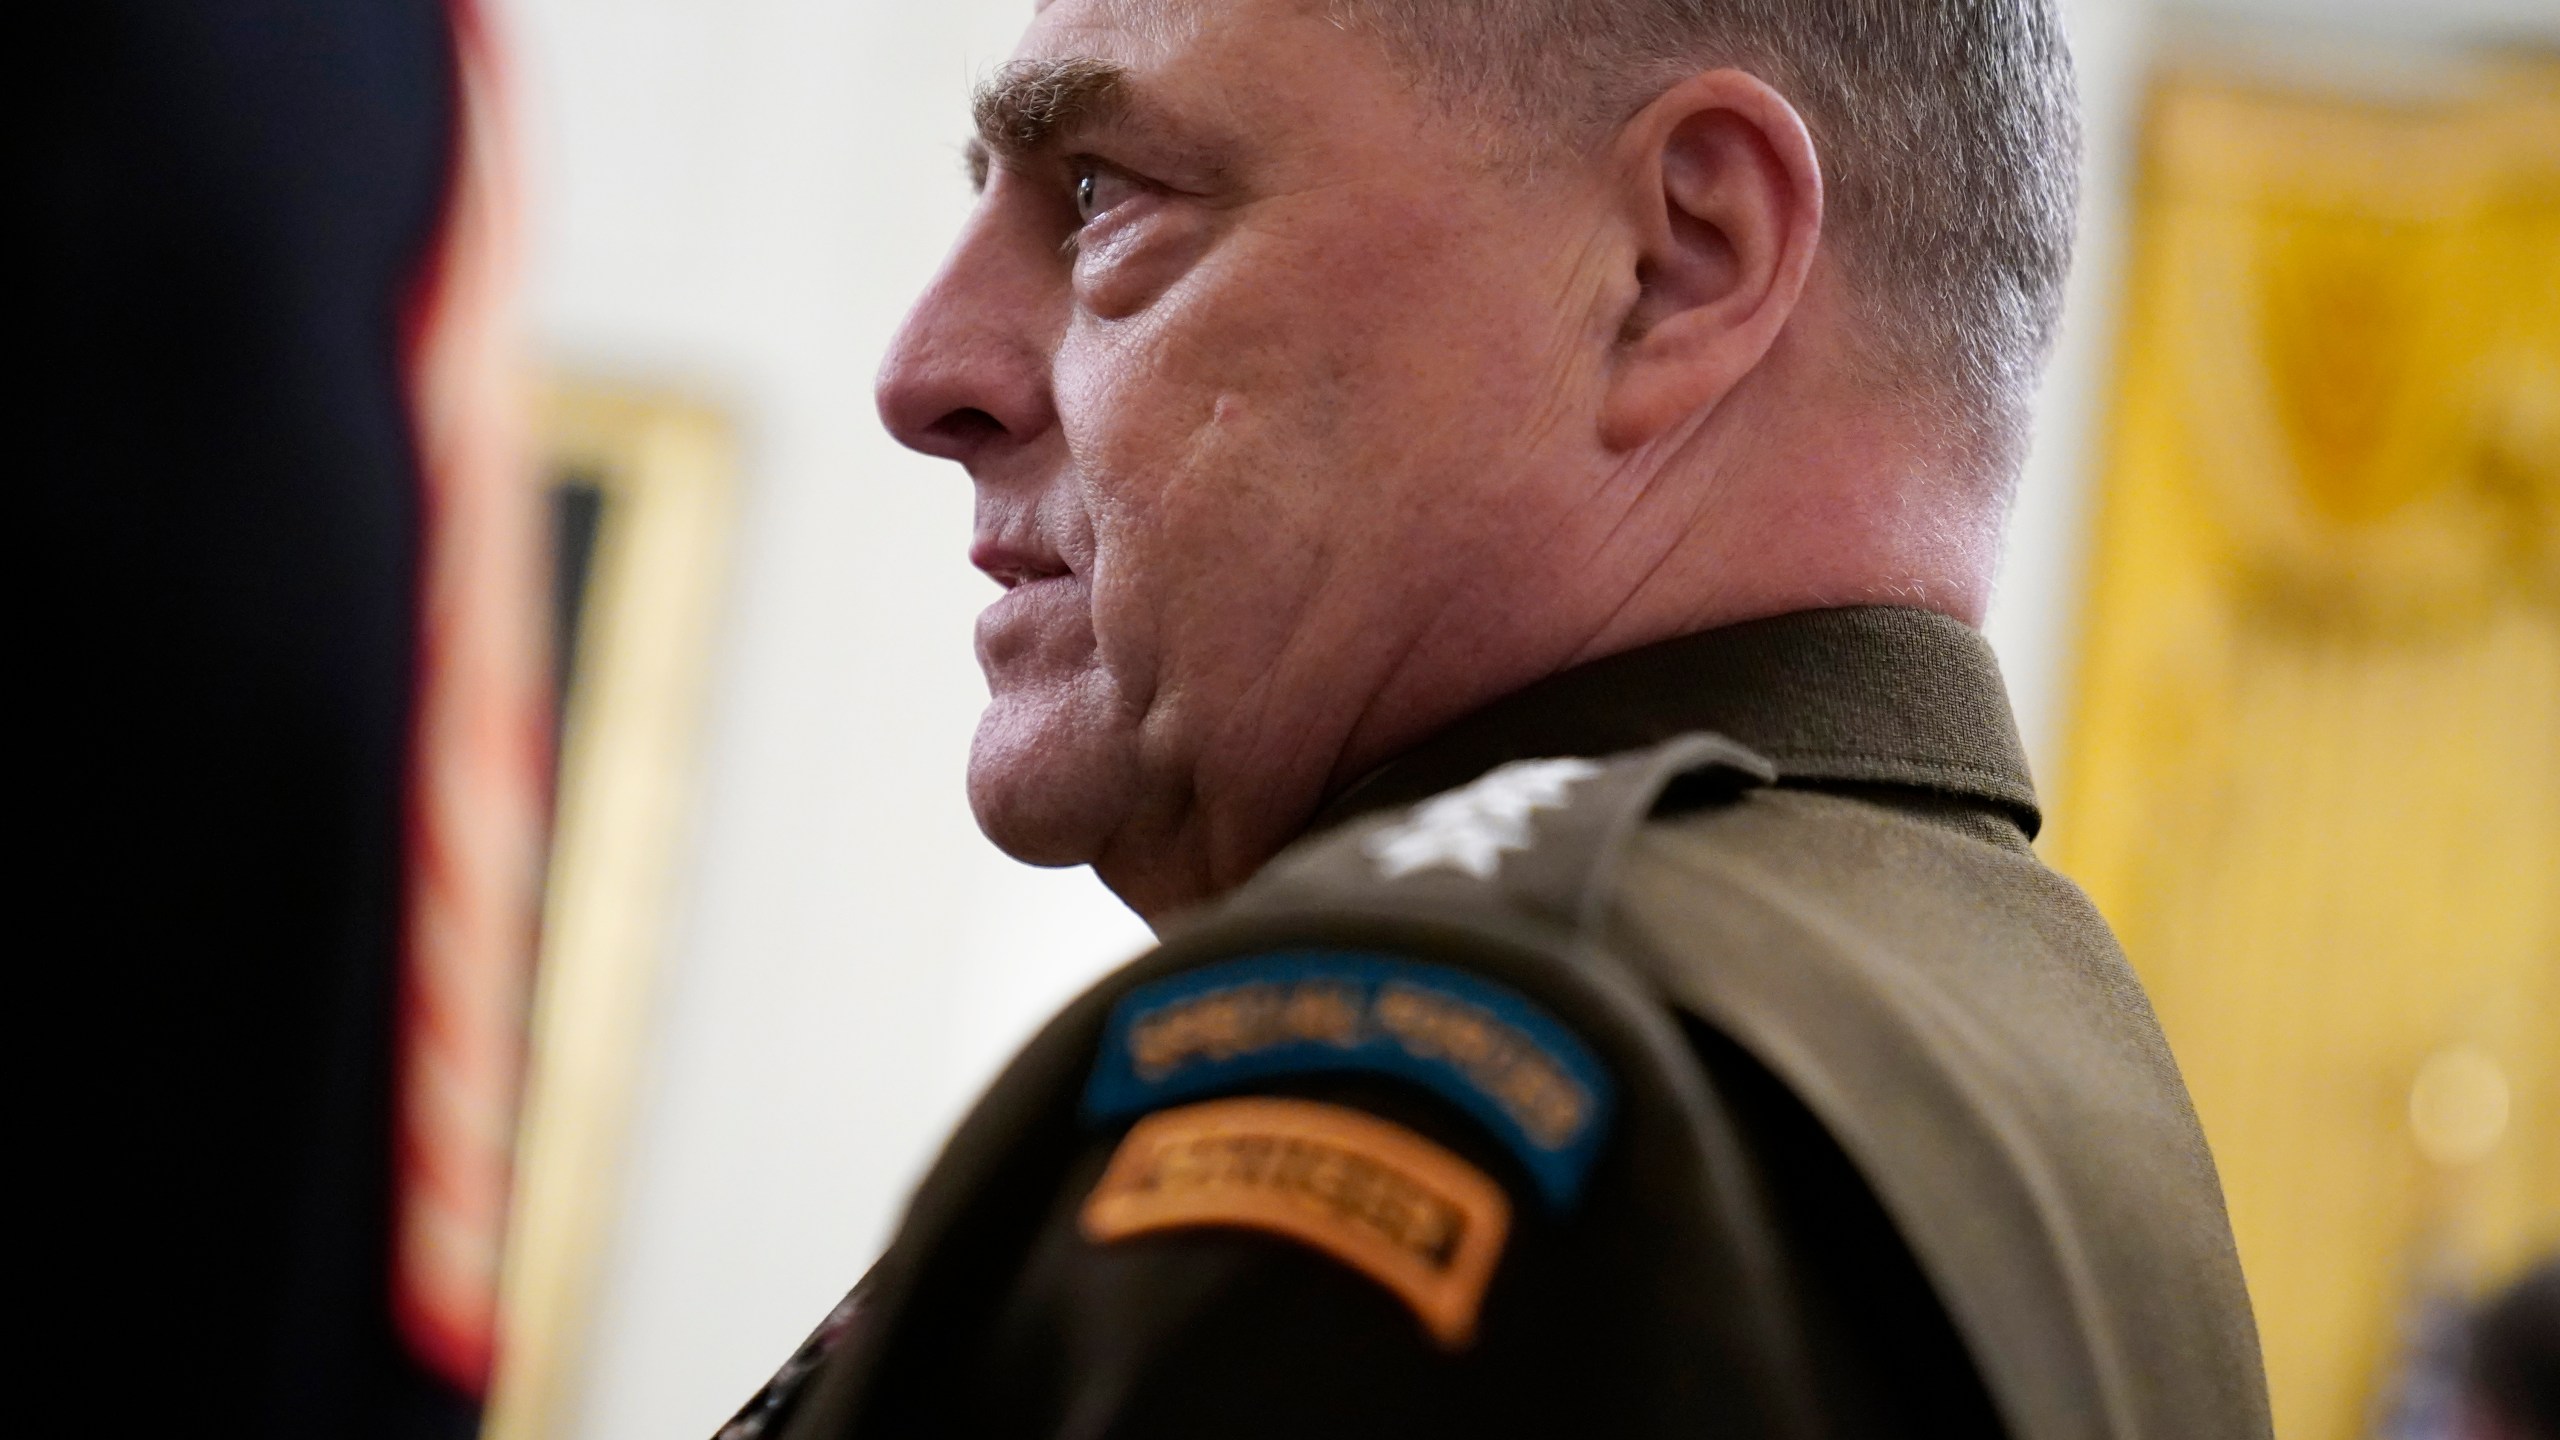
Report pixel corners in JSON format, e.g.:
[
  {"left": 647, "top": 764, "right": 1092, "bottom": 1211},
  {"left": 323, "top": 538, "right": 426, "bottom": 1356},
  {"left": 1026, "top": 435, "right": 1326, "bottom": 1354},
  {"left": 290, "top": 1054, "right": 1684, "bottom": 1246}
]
[{"left": 1338, "top": 0, "right": 2082, "bottom": 474}]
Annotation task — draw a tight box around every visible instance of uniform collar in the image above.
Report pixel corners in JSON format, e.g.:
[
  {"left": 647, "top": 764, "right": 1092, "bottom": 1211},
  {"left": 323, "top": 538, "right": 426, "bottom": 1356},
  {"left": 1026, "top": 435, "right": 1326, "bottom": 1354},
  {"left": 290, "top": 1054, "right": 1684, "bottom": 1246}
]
[{"left": 1308, "top": 605, "right": 2041, "bottom": 842}]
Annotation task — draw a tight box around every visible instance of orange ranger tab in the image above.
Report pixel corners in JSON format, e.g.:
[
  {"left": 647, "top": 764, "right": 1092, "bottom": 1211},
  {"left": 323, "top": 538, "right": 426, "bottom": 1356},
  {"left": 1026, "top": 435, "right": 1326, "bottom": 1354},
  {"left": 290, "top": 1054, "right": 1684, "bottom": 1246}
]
[{"left": 1079, "top": 1096, "right": 1512, "bottom": 1349}]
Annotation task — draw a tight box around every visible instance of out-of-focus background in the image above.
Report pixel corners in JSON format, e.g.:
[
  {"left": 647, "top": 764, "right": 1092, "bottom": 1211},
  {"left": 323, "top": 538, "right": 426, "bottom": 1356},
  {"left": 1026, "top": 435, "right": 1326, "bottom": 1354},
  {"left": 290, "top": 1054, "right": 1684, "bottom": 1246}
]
[
  {"left": 499, "top": 3, "right": 2557, "bottom": 1437},
  {"left": 37, "top": 0, "right": 2555, "bottom": 1437}
]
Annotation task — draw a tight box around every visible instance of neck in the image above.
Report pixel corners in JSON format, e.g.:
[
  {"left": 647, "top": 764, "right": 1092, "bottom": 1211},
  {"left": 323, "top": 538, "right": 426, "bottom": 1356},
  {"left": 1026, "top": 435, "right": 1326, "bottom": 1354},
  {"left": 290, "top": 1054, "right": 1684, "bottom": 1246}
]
[
  {"left": 1603, "top": 365, "right": 1997, "bottom": 644},
  {"left": 1096, "top": 388, "right": 2000, "bottom": 925}
]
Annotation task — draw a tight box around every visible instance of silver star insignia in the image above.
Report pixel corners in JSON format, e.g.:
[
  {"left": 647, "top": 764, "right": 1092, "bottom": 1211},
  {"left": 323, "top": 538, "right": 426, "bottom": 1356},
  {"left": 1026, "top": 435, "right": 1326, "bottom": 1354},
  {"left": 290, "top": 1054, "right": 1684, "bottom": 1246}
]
[{"left": 1363, "top": 757, "right": 1604, "bottom": 881}]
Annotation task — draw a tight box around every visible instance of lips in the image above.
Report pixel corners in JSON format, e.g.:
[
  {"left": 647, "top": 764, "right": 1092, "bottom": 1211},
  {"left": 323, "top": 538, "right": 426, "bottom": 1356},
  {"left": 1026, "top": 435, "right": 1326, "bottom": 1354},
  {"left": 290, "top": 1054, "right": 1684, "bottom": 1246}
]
[
  {"left": 970, "top": 536, "right": 1072, "bottom": 590},
  {"left": 970, "top": 527, "right": 1090, "bottom": 675}
]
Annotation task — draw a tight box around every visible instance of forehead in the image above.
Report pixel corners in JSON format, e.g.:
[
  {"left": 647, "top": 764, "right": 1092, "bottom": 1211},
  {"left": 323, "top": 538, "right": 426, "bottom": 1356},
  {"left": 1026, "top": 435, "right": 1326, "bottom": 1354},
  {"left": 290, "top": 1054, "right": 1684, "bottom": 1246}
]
[
  {"left": 991, "top": 0, "right": 1434, "bottom": 174},
  {"left": 1014, "top": 0, "right": 1320, "bottom": 70},
  {"left": 1026, "top": 0, "right": 1210, "bottom": 40}
]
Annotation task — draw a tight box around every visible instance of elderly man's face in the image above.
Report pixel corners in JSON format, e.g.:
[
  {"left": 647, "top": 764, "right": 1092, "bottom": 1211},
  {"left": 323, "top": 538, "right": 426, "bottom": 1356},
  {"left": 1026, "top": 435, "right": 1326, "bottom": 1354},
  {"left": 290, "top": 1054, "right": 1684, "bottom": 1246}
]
[{"left": 878, "top": 0, "right": 1617, "bottom": 900}]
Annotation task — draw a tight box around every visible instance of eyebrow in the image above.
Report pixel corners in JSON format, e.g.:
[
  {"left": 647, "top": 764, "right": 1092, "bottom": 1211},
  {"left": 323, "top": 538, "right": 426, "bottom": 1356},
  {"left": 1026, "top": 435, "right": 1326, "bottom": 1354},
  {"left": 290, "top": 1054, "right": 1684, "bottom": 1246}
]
[{"left": 966, "top": 56, "right": 1132, "bottom": 189}]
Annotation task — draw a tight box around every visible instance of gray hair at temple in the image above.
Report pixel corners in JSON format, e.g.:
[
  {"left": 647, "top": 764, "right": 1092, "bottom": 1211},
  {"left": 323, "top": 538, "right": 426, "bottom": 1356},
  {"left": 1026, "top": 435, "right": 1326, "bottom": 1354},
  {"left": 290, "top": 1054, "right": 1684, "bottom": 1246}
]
[{"left": 1334, "top": 0, "right": 2083, "bottom": 480}]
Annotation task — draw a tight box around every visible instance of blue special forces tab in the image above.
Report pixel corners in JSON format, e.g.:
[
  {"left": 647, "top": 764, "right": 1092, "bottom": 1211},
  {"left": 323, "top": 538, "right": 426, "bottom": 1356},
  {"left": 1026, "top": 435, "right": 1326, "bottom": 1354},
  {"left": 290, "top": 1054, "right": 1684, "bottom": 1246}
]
[{"left": 1084, "top": 951, "right": 1615, "bottom": 1207}]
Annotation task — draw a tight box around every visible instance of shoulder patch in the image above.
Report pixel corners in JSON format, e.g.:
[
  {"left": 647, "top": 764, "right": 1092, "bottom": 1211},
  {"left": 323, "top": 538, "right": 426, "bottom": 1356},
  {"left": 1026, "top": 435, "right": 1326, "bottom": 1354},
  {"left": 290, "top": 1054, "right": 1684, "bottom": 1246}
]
[
  {"left": 1080, "top": 1096, "right": 1511, "bottom": 1349},
  {"left": 1082, "top": 950, "right": 1613, "bottom": 1206}
]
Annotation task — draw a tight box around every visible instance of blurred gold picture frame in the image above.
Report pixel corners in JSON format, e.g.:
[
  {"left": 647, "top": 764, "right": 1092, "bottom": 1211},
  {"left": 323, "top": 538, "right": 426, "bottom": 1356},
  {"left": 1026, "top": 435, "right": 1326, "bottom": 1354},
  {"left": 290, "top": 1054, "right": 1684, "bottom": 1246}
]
[{"left": 486, "top": 378, "right": 736, "bottom": 1440}]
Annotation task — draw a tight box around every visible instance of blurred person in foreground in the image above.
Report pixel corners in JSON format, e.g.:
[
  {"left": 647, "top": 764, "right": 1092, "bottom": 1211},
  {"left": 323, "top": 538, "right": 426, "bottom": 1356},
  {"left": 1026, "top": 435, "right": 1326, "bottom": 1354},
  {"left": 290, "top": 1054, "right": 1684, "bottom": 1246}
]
[
  {"left": 2469, "top": 1260, "right": 2560, "bottom": 1440},
  {"left": 36, "top": 3, "right": 526, "bottom": 1436},
  {"left": 723, "top": 0, "right": 2269, "bottom": 1437}
]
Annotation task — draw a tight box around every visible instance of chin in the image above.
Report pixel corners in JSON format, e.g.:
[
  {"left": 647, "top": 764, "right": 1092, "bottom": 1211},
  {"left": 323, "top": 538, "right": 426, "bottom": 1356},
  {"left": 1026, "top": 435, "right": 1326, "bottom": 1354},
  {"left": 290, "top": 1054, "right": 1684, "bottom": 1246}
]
[{"left": 965, "top": 689, "right": 1139, "bottom": 869}]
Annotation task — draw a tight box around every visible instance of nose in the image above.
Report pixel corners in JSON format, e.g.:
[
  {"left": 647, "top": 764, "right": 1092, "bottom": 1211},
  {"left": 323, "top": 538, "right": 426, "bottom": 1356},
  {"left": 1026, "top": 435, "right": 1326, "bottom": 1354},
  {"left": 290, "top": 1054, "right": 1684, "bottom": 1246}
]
[{"left": 876, "top": 212, "right": 1059, "bottom": 466}]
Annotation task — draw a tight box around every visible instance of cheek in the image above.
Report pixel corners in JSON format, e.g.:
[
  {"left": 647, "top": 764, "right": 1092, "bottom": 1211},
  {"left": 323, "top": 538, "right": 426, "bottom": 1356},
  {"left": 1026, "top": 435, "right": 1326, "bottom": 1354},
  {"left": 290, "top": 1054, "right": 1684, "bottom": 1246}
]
[
  {"left": 1054, "top": 323, "right": 1345, "bottom": 682},
  {"left": 1062, "top": 185, "right": 1502, "bottom": 492},
  {"left": 1058, "top": 259, "right": 1335, "bottom": 549},
  {"left": 1044, "top": 197, "right": 1570, "bottom": 687}
]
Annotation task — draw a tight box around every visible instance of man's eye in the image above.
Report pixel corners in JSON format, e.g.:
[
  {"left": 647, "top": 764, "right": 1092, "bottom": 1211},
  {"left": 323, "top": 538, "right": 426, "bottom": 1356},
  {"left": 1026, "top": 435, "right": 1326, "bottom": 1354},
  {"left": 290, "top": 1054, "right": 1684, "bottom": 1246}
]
[{"left": 1070, "top": 161, "right": 1139, "bottom": 226}]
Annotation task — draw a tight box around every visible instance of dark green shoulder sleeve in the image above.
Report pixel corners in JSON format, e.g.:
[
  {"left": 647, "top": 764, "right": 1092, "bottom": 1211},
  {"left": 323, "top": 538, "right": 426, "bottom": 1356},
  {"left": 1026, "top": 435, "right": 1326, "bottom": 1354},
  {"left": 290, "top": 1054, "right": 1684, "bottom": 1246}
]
[
  {"left": 728, "top": 737, "right": 2022, "bottom": 1440},
  {"left": 1608, "top": 787, "right": 2271, "bottom": 1440}
]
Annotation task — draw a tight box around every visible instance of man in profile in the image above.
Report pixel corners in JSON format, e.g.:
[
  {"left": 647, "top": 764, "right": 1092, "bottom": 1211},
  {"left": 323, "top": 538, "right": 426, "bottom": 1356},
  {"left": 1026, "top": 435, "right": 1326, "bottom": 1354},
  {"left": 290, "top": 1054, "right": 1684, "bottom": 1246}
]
[{"left": 722, "top": 0, "right": 2271, "bottom": 1435}]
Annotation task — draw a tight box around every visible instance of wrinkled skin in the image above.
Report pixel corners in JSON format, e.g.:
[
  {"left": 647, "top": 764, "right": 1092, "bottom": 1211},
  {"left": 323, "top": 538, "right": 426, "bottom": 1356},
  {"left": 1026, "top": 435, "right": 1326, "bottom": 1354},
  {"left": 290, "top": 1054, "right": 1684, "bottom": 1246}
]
[{"left": 877, "top": 0, "right": 1974, "bottom": 920}]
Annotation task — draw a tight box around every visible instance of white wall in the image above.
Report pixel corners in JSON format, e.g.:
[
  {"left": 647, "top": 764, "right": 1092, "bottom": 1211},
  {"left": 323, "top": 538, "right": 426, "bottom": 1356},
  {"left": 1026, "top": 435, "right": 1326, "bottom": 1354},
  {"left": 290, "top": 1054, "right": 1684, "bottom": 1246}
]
[
  {"left": 2178, "top": 0, "right": 2560, "bottom": 41},
  {"left": 1984, "top": 0, "right": 2161, "bottom": 777},
  {"left": 506, "top": 0, "right": 2557, "bottom": 1435},
  {"left": 508, "top": 2, "right": 1151, "bottom": 1435}
]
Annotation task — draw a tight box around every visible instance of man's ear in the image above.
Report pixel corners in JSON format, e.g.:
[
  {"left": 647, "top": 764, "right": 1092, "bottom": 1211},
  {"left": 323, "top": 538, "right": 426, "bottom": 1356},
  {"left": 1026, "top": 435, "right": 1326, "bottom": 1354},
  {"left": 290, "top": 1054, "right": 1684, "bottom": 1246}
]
[{"left": 1599, "top": 69, "right": 1823, "bottom": 452}]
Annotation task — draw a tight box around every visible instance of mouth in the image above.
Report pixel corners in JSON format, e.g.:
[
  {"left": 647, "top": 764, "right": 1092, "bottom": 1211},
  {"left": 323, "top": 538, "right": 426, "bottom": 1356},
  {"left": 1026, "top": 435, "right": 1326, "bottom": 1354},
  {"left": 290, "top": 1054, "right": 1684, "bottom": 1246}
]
[
  {"left": 971, "top": 535, "right": 1090, "bottom": 675},
  {"left": 970, "top": 537, "right": 1073, "bottom": 590}
]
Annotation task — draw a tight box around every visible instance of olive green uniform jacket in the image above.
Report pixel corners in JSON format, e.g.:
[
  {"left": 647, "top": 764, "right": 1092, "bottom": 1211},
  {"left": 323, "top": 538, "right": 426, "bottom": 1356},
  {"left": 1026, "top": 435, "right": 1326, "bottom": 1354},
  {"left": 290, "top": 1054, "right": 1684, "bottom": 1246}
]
[{"left": 718, "top": 606, "right": 2271, "bottom": 1440}]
